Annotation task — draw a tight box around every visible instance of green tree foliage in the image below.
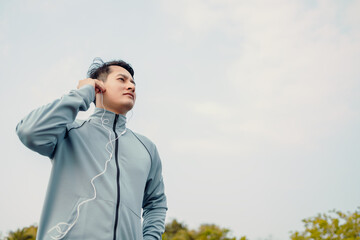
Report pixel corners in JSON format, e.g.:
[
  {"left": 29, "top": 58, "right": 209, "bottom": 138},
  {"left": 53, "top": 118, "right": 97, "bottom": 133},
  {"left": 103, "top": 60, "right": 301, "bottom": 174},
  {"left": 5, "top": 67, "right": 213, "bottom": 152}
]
[
  {"left": 290, "top": 208, "right": 360, "bottom": 240},
  {"left": 194, "top": 224, "right": 237, "bottom": 240},
  {"left": 162, "top": 219, "right": 194, "bottom": 240},
  {"left": 5, "top": 225, "right": 37, "bottom": 240},
  {"left": 3, "top": 208, "right": 359, "bottom": 240},
  {"left": 162, "top": 219, "right": 246, "bottom": 240}
]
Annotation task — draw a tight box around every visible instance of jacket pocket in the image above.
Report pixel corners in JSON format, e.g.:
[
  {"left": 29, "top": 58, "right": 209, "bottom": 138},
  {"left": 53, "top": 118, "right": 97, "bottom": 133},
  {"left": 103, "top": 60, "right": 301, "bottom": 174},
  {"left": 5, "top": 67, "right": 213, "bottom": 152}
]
[
  {"left": 118, "top": 203, "right": 143, "bottom": 240},
  {"left": 57, "top": 198, "right": 115, "bottom": 240}
]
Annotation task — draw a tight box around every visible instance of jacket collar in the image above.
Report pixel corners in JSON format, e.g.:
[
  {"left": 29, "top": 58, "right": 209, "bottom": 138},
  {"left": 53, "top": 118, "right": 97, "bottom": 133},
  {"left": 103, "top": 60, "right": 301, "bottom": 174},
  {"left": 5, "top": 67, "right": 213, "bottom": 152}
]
[{"left": 89, "top": 107, "right": 127, "bottom": 131}]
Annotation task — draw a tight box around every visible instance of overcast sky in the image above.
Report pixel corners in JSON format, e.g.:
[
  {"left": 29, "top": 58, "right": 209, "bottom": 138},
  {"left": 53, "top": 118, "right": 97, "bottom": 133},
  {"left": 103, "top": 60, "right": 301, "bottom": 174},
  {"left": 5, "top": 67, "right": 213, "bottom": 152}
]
[{"left": 1, "top": 0, "right": 359, "bottom": 239}]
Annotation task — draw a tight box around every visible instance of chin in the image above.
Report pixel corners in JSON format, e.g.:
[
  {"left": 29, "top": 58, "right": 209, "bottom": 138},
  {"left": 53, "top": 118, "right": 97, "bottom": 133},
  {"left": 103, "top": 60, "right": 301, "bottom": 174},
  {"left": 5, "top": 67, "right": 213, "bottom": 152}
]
[{"left": 121, "top": 101, "right": 135, "bottom": 111}]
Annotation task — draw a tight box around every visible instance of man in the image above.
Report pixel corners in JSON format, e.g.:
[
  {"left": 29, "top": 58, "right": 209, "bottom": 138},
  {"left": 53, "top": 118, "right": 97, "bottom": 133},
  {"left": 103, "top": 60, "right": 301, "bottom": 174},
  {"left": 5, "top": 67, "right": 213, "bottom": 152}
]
[{"left": 16, "top": 59, "right": 167, "bottom": 240}]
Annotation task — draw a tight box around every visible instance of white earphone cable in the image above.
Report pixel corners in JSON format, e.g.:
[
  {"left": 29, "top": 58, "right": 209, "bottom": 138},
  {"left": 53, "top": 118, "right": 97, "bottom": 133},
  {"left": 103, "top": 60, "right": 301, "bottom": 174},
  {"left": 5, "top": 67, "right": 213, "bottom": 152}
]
[{"left": 47, "top": 92, "right": 126, "bottom": 240}]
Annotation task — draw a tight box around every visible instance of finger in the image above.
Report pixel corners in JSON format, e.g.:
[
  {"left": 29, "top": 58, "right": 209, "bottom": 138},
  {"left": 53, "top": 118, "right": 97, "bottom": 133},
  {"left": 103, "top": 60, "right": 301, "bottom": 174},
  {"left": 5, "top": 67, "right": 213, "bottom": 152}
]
[
  {"left": 95, "top": 86, "right": 103, "bottom": 94},
  {"left": 95, "top": 80, "right": 106, "bottom": 92}
]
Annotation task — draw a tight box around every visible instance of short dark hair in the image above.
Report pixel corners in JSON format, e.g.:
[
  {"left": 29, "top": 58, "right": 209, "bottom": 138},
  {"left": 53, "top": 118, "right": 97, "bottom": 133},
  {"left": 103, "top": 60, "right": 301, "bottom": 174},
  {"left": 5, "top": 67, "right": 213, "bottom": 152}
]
[
  {"left": 87, "top": 58, "right": 135, "bottom": 105},
  {"left": 87, "top": 57, "right": 134, "bottom": 82}
]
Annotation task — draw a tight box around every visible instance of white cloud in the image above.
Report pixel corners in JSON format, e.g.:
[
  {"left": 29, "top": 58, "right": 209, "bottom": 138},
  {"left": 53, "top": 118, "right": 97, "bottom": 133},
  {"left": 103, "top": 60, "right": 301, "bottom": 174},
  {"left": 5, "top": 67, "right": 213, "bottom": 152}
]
[{"left": 155, "top": 3, "right": 360, "bottom": 238}]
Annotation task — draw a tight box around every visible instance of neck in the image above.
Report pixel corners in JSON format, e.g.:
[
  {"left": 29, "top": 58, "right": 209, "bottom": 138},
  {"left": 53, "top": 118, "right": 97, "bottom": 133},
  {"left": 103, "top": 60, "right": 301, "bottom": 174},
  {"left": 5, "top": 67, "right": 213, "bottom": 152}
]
[
  {"left": 97, "top": 105, "right": 127, "bottom": 116},
  {"left": 96, "top": 93, "right": 127, "bottom": 116}
]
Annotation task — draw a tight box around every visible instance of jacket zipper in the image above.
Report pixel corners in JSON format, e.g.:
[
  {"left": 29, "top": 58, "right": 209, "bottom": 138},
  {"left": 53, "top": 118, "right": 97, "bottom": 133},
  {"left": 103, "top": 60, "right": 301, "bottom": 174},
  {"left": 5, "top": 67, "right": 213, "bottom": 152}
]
[{"left": 113, "top": 114, "right": 120, "bottom": 240}]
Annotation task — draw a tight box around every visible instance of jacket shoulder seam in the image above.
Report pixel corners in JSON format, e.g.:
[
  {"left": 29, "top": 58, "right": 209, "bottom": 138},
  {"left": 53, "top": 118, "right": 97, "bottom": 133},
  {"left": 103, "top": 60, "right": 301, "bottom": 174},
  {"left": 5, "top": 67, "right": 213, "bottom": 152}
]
[
  {"left": 65, "top": 120, "right": 87, "bottom": 138},
  {"left": 128, "top": 129, "right": 153, "bottom": 162}
]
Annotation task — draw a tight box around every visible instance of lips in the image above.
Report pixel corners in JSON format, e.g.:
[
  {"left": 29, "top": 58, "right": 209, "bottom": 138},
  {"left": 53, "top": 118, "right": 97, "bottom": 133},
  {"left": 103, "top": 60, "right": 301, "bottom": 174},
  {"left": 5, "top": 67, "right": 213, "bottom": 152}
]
[{"left": 123, "top": 93, "right": 134, "bottom": 99}]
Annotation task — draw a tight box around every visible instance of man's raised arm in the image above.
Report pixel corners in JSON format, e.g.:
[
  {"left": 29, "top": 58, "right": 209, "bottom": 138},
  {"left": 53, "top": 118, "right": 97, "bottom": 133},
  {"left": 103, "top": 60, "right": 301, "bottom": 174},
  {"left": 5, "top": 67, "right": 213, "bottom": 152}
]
[{"left": 15, "top": 79, "right": 105, "bottom": 158}]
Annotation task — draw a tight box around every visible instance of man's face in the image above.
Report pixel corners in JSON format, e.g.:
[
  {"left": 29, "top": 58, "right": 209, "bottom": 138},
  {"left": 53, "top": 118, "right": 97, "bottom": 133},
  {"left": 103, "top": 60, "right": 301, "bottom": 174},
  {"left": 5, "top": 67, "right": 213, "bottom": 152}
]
[{"left": 102, "top": 65, "right": 136, "bottom": 115}]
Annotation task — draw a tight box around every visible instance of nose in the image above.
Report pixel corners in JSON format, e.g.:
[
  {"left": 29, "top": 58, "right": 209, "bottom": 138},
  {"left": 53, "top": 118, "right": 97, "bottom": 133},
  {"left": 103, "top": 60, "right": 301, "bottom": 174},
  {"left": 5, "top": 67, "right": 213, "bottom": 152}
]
[{"left": 127, "top": 81, "right": 135, "bottom": 92}]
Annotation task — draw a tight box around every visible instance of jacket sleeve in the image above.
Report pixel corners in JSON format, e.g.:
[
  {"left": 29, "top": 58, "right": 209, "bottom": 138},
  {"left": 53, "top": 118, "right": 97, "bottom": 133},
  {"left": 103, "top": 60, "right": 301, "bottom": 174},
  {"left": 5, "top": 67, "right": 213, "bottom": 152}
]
[
  {"left": 15, "top": 85, "right": 95, "bottom": 158},
  {"left": 142, "top": 146, "right": 168, "bottom": 240}
]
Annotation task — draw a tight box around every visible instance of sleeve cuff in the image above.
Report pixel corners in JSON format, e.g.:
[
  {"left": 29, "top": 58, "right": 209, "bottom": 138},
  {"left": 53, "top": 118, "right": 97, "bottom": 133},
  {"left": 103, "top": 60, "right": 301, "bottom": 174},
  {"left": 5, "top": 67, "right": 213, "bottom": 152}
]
[{"left": 75, "top": 84, "right": 95, "bottom": 106}]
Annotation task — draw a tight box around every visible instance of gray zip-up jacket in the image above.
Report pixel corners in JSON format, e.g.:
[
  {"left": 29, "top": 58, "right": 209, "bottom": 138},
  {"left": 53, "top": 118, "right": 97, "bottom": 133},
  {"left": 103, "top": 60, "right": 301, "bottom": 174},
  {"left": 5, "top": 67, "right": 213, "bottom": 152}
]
[{"left": 16, "top": 85, "right": 167, "bottom": 240}]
